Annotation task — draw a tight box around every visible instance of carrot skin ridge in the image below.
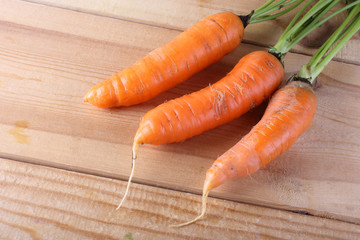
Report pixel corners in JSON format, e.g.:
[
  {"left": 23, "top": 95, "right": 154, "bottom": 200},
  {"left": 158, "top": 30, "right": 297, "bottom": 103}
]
[
  {"left": 135, "top": 51, "right": 284, "bottom": 146},
  {"left": 84, "top": 12, "right": 244, "bottom": 108},
  {"left": 204, "top": 80, "right": 318, "bottom": 192}
]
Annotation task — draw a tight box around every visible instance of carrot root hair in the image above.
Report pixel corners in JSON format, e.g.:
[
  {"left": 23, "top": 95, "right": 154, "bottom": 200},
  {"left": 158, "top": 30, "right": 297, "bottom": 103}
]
[
  {"left": 116, "top": 142, "right": 139, "bottom": 210},
  {"left": 170, "top": 191, "right": 210, "bottom": 228}
]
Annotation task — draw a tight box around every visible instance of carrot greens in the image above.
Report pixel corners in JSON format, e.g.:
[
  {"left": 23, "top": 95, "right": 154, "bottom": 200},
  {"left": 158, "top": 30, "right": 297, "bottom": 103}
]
[
  {"left": 246, "top": 0, "right": 304, "bottom": 25},
  {"left": 297, "top": 3, "right": 360, "bottom": 83},
  {"left": 271, "top": 0, "right": 360, "bottom": 63}
]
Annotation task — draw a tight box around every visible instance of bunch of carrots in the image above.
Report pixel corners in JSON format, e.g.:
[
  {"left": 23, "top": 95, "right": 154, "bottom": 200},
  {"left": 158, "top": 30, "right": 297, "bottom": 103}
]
[{"left": 83, "top": 0, "right": 360, "bottom": 227}]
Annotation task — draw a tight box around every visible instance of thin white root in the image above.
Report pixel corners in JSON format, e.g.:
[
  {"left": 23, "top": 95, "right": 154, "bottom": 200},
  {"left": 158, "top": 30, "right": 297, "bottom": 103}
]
[
  {"left": 132, "top": 141, "right": 139, "bottom": 160},
  {"left": 116, "top": 157, "right": 135, "bottom": 209},
  {"left": 170, "top": 191, "right": 209, "bottom": 228},
  {"left": 116, "top": 142, "right": 138, "bottom": 210}
]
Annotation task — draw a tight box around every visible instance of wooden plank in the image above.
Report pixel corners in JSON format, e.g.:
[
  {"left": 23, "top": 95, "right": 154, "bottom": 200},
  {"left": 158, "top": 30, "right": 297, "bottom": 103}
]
[
  {"left": 1, "top": 0, "right": 360, "bottom": 225},
  {"left": 1, "top": 158, "right": 359, "bottom": 239},
  {"left": 28, "top": 0, "right": 360, "bottom": 65}
]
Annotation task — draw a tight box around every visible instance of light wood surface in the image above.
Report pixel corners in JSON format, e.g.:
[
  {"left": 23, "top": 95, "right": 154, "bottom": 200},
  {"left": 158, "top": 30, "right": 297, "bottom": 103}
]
[
  {"left": 1, "top": 158, "right": 359, "bottom": 239},
  {"left": 1, "top": 0, "right": 360, "bottom": 238}
]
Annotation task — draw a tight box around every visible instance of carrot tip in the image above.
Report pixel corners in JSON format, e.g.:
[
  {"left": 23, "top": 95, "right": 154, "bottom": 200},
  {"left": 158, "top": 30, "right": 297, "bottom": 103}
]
[
  {"left": 116, "top": 156, "right": 136, "bottom": 210},
  {"left": 83, "top": 90, "right": 92, "bottom": 103},
  {"left": 169, "top": 191, "right": 209, "bottom": 228},
  {"left": 132, "top": 142, "right": 139, "bottom": 160},
  {"left": 116, "top": 141, "right": 139, "bottom": 210}
]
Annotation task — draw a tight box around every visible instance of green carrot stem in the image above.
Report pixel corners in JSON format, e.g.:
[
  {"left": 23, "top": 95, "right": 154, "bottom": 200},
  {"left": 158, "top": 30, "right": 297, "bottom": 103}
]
[
  {"left": 254, "top": 0, "right": 276, "bottom": 13},
  {"left": 288, "top": 0, "right": 343, "bottom": 49},
  {"left": 280, "top": 0, "right": 316, "bottom": 37},
  {"left": 308, "top": 4, "right": 360, "bottom": 68},
  {"left": 250, "top": 0, "right": 304, "bottom": 23},
  {"left": 253, "top": 0, "right": 295, "bottom": 18},
  {"left": 252, "top": 0, "right": 287, "bottom": 18},
  {"left": 311, "top": 14, "right": 360, "bottom": 80},
  {"left": 249, "top": 0, "right": 304, "bottom": 24},
  {"left": 273, "top": 0, "right": 345, "bottom": 54},
  {"left": 274, "top": 0, "right": 331, "bottom": 49},
  {"left": 290, "top": 0, "right": 360, "bottom": 50}
]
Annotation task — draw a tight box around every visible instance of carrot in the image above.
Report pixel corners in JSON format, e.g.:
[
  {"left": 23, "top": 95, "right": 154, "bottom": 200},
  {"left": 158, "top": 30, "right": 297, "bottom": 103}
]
[
  {"left": 84, "top": 12, "right": 243, "bottom": 108},
  {"left": 173, "top": 79, "right": 317, "bottom": 227},
  {"left": 83, "top": 1, "right": 304, "bottom": 108},
  {"left": 133, "top": 51, "right": 284, "bottom": 146},
  {"left": 173, "top": 2, "right": 360, "bottom": 227}
]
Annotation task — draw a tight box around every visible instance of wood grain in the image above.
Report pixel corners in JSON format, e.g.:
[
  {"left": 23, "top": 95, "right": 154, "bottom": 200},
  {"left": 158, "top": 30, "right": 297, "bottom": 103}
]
[
  {"left": 1, "top": 158, "right": 359, "bottom": 240},
  {"left": 1, "top": 0, "right": 360, "bottom": 225},
  {"left": 27, "top": 0, "right": 360, "bottom": 65}
]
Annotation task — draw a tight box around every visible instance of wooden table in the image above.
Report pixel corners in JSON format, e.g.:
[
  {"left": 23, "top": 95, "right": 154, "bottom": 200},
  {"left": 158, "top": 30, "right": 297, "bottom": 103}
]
[{"left": 1, "top": 0, "right": 360, "bottom": 239}]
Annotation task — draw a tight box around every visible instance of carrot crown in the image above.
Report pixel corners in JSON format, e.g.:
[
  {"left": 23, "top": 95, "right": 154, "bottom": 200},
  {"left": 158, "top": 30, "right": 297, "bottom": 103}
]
[
  {"left": 296, "top": 3, "right": 360, "bottom": 85},
  {"left": 270, "top": 0, "right": 360, "bottom": 64}
]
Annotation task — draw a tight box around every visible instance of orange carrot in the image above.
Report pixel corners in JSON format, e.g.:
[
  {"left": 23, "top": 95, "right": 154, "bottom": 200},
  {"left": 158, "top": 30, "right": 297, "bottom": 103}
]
[
  {"left": 173, "top": 80, "right": 318, "bottom": 227},
  {"left": 83, "top": 1, "right": 305, "bottom": 108},
  {"left": 205, "top": 81, "right": 317, "bottom": 193},
  {"left": 84, "top": 12, "right": 244, "bottom": 108},
  {"left": 134, "top": 51, "right": 284, "bottom": 146}
]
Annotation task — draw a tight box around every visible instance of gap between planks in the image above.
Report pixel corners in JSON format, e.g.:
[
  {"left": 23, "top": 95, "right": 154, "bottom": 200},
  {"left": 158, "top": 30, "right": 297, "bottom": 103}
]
[
  {"left": 1, "top": 153, "right": 359, "bottom": 228},
  {"left": 20, "top": 0, "right": 360, "bottom": 66},
  {"left": 1, "top": 157, "right": 360, "bottom": 240},
  {"left": 21, "top": 0, "right": 183, "bottom": 32}
]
